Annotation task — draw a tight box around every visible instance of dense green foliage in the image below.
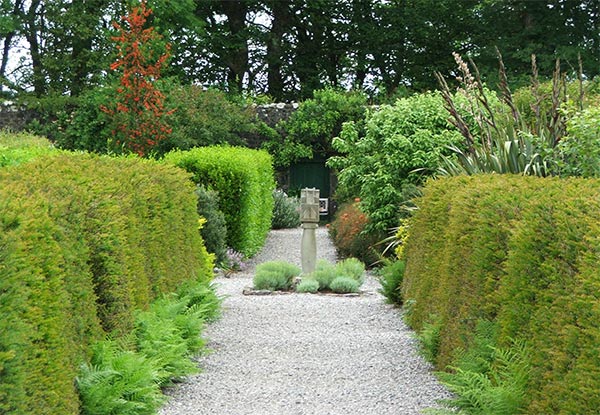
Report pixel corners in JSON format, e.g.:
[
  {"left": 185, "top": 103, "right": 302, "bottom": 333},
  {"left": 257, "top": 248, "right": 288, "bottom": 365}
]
[
  {"left": 271, "top": 189, "right": 300, "bottom": 229},
  {"left": 0, "top": 151, "right": 213, "bottom": 414},
  {"left": 164, "top": 146, "right": 275, "bottom": 257},
  {"left": 432, "top": 320, "right": 531, "bottom": 415},
  {"left": 0, "top": 130, "right": 58, "bottom": 166},
  {"left": 195, "top": 185, "right": 228, "bottom": 265},
  {"left": 3, "top": 1, "right": 598, "bottom": 99},
  {"left": 378, "top": 260, "right": 405, "bottom": 305},
  {"left": 253, "top": 261, "right": 301, "bottom": 291},
  {"left": 556, "top": 105, "right": 600, "bottom": 177},
  {"left": 29, "top": 83, "right": 275, "bottom": 158},
  {"left": 329, "top": 92, "right": 463, "bottom": 232},
  {"left": 437, "top": 55, "right": 600, "bottom": 178},
  {"left": 403, "top": 175, "right": 600, "bottom": 414},
  {"left": 77, "top": 340, "right": 166, "bottom": 415},
  {"left": 158, "top": 85, "right": 275, "bottom": 156},
  {"left": 78, "top": 280, "right": 221, "bottom": 415},
  {"left": 299, "top": 259, "right": 366, "bottom": 294},
  {"left": 264, "top": 88, "right": 367, "bottom": 167}
]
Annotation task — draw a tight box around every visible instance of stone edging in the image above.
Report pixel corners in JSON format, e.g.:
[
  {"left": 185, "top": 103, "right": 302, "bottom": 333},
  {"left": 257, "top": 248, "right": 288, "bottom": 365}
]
[{"left": 242, "top": 287, "right": 371, "bottom": 297}]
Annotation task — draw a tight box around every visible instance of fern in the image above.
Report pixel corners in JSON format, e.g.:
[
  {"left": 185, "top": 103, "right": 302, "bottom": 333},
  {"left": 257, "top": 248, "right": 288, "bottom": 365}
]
[
  {"left": 419, "top": 315, "right": 444, "bottom": 364},
  {"left": 434, "top": 321, "right": 531, "bottom": 415},
  {"left": 77, "top": 340, "right": 165, "bottom": 415}
]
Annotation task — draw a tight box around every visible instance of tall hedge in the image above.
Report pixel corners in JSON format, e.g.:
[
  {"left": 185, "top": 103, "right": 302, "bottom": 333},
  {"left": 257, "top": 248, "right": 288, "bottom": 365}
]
[
  {"left": 164, "top": 146, "right": 275, "bottom": 257},
  {"left": 402, "top": 175, "right": 600, "bottom": 414},
  {"left": 0, "top": 153, "right": 213, "bottom": 414}
]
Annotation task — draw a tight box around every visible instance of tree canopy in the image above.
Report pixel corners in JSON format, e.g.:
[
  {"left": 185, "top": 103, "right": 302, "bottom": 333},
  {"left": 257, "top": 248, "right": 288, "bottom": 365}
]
[{"left": 1, "top": 0, "right": 598, "bottom": 99}]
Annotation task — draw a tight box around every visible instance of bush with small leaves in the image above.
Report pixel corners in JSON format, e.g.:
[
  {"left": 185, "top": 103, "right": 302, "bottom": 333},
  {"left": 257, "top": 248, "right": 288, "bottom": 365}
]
[
  {"left": 253, "top": 261, "right": 301, "bottom": 291},
  {"left": 311, "top": 260, "right": 338, "bottom": 291},
  {"left": 330, "top": 277, "right": 360, "bottom": 294},
  {"left": 335, "top": 257, "right": 365, "bottom": 284},
  {"left": 296, "top": 279, "right": 319, "bottom": 293},
  {"left": 196, "top": 186, "right": 228, "bottom": 265},
  {"left": 271, "top": 189, "right": 300, "bottom": 229}
]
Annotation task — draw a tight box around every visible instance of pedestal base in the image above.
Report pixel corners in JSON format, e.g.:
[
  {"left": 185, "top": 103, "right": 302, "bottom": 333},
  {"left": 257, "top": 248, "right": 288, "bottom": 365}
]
[{"left": 300, "top": 222, "right": 318, "bottom": 274}]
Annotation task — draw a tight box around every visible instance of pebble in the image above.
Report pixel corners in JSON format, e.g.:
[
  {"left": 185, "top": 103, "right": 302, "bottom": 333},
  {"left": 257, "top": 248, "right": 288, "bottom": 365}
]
[{"left": 159, "top": 227, "right": 450, "bottom": 415}]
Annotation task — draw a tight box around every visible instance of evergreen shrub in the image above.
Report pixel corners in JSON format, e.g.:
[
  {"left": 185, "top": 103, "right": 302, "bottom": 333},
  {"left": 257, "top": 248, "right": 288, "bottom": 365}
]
[
  {"left": 164, "top": 146, "right": 275, "bottom": 257},
  {"left": 329, "top": 276, "right": 360, "bottom": 294},
  {"left": 310, "top": 260, "right": 339, "bottom": 291},
  {"left": 271, "top": 189, "right": 300, "bottom": 229},
  {"left": 328, "top": 200, "right": 380, "bottom": 265},
  {"left": 402, "top": 175, "right": 600, "bottom": 414},
  {"left": 253, "top": 261, "right": 301, "bottom": 291},
  {"left": 296, "top": 279, "right": 320, "bottom": 293},
  {"left": 196, "top": 185, "right": 228, "bottom": 264},
  {"left": 335, "top": 257, "right": 366, "bottom": 284},
  {"left": 301, "top": 259, "right": 366, "bottom": 294},
  {"left": 0, "top": 151, "right": 213, "bottom": 414},
  {"left": 328, "top": 91, "right": 462, "bottom": 232}
]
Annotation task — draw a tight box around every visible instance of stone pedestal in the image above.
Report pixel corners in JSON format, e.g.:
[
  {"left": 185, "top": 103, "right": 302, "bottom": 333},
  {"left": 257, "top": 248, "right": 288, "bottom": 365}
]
[
  {"left": 301, "top": 222, "right": 318, "bottom": 274},
  {"left": 300, "top": 187, "right": 320, "bottom": 274}
]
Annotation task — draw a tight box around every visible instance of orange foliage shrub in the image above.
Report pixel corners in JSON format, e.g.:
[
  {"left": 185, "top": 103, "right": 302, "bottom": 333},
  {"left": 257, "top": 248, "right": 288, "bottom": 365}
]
[
  {"left": 102, "top": 1, "right": 172, "bottom": 156},
  {"left": 328, "top": 199, "right": 380, "bottom": 265}
]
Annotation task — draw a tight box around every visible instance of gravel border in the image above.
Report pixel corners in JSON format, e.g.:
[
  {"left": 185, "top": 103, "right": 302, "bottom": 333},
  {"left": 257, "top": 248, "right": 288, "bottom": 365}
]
[{"left": 159, "top": 227, "right": 450, "bottom": 415}]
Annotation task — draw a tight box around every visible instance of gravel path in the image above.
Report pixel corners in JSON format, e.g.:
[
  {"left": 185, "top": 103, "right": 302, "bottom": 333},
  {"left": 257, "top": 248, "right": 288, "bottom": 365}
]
[{"left": 159, "top": 227, "right": 450, "bottom": 415}]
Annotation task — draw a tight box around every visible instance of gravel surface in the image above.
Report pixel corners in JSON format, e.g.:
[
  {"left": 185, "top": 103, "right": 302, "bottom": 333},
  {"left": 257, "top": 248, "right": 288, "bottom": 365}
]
[{"left": 159, "top": 227, "right": 450, "bottom": 415}]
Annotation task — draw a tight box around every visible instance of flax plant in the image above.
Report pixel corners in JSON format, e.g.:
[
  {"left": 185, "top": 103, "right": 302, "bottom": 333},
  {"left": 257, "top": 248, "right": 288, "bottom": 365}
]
[{"left": 436, "top": 50, "right": 583, "bottom": 177}]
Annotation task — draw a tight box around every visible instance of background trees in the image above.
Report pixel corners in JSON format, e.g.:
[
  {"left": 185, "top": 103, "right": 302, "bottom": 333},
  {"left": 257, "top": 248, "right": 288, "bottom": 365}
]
[{"left": 1, "top": 0, "right": 597, "bottom": 100}]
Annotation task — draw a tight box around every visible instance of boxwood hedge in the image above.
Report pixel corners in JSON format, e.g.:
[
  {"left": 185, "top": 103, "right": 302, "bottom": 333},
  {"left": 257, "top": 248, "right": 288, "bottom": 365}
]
[
  {"left": 164, "top": 146, "right": 275, "bottom": 257},
  {"left": 0, "top": 152, "right": 213, "bottom": 414},
  {"left": 402, "top": 175, "right": 600, "bottom": 414}
]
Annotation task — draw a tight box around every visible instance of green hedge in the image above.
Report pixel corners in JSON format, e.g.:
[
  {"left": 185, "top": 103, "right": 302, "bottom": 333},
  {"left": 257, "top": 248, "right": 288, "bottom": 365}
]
[
  {"left": 402, "top": 175, "right": 600, "bottom": 414},
  {"left": 164, "top": 146, "right": 275, "bottom": 257},
  {"left": 0, "top": 153, "right": 213, "bottom": 415},
  {"left": 0, "top": 130, "right": 58, "bottom": 167}
]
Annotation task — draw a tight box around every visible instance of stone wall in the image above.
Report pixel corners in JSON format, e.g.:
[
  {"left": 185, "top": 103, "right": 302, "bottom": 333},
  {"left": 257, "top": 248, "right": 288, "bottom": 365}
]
[
  {"left": 0, "top": 102, "right": 38, "bottom": 131},
  {"left": 0, "top": 102, "right": 298, "bottom": 133},
  {"left": 253, "top": 103, "right": 299, "bottom": 127}
]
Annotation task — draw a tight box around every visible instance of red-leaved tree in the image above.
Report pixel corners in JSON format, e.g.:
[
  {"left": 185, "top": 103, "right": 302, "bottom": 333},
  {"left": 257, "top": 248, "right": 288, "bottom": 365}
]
[{"left": 103, "top": 0, "right": 172, "bottom": 157}]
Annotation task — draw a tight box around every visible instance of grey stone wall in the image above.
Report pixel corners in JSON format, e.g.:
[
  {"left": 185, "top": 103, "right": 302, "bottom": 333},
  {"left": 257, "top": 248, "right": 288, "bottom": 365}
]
[
  {"left": 253, "top": 103, "right": 299, "bottom": 127},
  {"left": 0, "top": 102, "right": 298, "bottom": 133},
  {"left": 0, "top": 102, "right": 38, "bottom": 131}
]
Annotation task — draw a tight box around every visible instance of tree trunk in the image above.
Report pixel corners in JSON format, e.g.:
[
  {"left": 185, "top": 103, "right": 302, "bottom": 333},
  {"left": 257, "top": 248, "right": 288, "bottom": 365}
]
[
  {"left": 24, "top": 0, "right": 45, "bottom": 96},
  {"left": 266, "top": 0, "right": 291, "bottom": 100},
  {"left": 221, "top": 0, "right": 248, "bottom": 92}
]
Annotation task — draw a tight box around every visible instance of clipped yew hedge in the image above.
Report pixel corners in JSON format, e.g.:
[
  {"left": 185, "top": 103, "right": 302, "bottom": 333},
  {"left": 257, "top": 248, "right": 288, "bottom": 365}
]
[
  {"left": 0, "top": 153, "right": 213, "bottom": 415},
  {"left": 164, "top": 146, "right": 275, "bottom": 257},
  {"left": 402, "top": 175, "right": 600, "bottom": 414}
]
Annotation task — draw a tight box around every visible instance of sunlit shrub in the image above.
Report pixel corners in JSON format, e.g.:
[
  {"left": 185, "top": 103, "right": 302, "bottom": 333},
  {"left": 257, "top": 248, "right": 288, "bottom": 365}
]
[{"left": 164, "top": 146, "right": 275, "bottom": 257}]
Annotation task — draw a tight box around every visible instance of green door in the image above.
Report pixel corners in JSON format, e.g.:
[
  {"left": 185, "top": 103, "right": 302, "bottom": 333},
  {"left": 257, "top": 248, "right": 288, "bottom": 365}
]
[{"left": 289, "top": 160, "right": 330, "bottom": 198}]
